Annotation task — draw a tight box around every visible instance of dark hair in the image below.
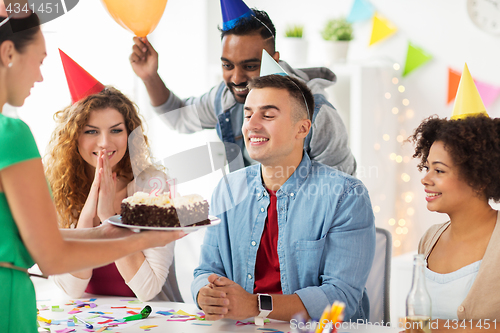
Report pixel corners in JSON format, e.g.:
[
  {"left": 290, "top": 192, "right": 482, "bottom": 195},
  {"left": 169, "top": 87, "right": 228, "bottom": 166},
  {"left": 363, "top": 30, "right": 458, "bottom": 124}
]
[
  {"left": 248, "top": 74, "right": 314, "bottom": 122},
  {"left": 409, "top": 115, "right": 500, "bottom": 201},
  {"left": 219, "top": 9, "right": 276, "bottom": 53},
  {"left": 0, "top": 12, "right": 40, "bottom": 53}
]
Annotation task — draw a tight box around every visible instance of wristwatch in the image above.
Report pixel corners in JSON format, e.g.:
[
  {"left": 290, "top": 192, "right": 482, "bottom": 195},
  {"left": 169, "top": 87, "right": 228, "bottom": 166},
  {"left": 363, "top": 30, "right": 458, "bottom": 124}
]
[{"left": 255, "top": 294, "right": 273, "bottom": 326}]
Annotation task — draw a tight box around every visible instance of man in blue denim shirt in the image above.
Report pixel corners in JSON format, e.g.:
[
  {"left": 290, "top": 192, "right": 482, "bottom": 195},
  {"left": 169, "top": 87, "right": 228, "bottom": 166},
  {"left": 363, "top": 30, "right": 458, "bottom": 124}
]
[{"left": 192, "top": 75, "right": 375, "bottom": 322}]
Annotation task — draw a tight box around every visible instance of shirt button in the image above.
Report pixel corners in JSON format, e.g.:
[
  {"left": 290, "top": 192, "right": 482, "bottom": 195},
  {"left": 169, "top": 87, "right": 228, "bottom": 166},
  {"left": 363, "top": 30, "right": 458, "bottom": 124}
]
[
  {"left": 458, "top": 306, "right": 464, "bottom": 312},
  {"left": 261, "top": 208, "right": 265, "bottom": 212},
  {"left": 225, "top": 118, "right": 230, "bottom": 122},
  {"left": 248, "top": 274, "right": 252, "bottom": 279},
  {"left": 290, "top": 193, "right": 294, "bottom": 197},
  {"left": 251, "top": 241, "right": 256, "bottom": 246}
]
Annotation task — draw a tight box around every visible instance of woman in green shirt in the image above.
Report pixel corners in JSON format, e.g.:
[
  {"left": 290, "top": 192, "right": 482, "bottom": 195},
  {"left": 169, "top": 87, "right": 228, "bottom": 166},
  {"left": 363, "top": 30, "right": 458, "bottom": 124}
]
[{"left": 0, "top": 12, "right": 184, "bottom": 333}]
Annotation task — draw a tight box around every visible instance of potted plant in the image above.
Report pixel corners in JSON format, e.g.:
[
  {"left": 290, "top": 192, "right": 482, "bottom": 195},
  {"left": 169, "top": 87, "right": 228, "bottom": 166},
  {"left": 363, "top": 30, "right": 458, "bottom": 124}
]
[
  {"left": 321, "top": 17, "right": 353, "bottom": 64},
  {"left": 279, "top": 24, "right": 308, "bottom": 66}
]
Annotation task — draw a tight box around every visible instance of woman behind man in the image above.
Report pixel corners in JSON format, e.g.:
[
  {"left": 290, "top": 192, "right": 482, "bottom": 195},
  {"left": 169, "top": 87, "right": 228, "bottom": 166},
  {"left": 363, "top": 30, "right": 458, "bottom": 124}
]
[
  {"left": 45, "top": 82, "right": 182, "bottom": 301},
  {"left": 0, "top": 12, "right": 183, "bottom": 333},
  {"left": 410, "top": 68, "right": 500, "bottom": 324}
]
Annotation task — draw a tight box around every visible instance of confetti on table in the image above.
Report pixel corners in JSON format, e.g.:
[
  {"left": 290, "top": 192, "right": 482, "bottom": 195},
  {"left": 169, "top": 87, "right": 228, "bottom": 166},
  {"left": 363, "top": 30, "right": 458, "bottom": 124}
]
[
  {"left": 127, "top": 311, "right": 139, "bottom": 315},
  {"left": 111, "top": 306, "right": 127, "bottom": 308},
  {"left": 52, "top": 306, "right": 65, "bottom": 312},
  {"left": 192, "top": 322, "right": 212, "bottom": 326},
  {"left": 236, "top": 319, "right": 270, "bottom": 326},
  {"left": 140, "top": 325, "right": 158, "bottom": 329},
  {"left": 38, "top": 305, "right": 50, "bottom": 311}
]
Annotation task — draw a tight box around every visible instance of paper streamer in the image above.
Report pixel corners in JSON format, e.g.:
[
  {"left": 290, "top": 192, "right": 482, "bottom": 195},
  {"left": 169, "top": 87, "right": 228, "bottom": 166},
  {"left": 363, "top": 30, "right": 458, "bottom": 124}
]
[
  {"left": 347, "top": 0, "right": 375, "bottom": 23},
  {"left": 474, "top": 79, "right": 500, "bottom": 108},
  {"left": 369, "top": 13, "right": 397, "bottom": 46},
  {"left": 450, "top": 64, "right": 488, "bottom": 120}
]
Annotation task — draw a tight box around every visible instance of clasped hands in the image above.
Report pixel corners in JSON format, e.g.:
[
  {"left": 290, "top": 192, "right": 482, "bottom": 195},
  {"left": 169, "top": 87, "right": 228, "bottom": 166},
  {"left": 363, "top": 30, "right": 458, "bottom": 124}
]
[
  {"left": 197, "top": 274, "right": 259, "bottom": 321},
  {"left": 79, "top": 149, "right": 117, "bottom": 228}
]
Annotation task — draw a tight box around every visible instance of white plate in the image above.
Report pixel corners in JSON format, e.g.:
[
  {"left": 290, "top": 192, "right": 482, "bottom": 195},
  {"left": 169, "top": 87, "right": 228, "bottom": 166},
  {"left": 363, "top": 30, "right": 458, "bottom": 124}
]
[{"left": 106, "top": 215, "right": 221, "bottom": 233}]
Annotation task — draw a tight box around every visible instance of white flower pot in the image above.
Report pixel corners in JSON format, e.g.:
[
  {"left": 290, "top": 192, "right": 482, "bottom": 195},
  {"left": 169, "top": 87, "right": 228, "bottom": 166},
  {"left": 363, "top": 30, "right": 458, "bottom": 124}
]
[
  {"left": 323, "top": 40, "right": 350, "bottom": 65},
  {"left": 279, "top": 37, "right": 308, "bottom": 67}
]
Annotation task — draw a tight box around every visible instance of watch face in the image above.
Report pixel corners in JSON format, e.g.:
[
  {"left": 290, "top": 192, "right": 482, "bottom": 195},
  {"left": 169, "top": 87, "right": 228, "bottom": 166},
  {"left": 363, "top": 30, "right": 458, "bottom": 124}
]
[
  {"left": 466, "top": 0, "right": 500, "bottom": 35},
  {"left": 259, "top": 295, "right": 273, "bottom": 311}
]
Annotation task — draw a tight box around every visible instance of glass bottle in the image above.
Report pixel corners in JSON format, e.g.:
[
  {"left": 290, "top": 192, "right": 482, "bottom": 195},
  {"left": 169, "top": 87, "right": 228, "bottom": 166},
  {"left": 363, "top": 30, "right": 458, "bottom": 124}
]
[{"left": 405, "top": 254, "right": 432, "bottom": 333}]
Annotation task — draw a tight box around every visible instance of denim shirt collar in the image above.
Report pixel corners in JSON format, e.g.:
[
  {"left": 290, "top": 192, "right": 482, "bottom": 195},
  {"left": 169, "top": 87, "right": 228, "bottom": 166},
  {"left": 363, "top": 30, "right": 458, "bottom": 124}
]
[{"left": 254, "top": 150, "right": 311, "bottom": 201}]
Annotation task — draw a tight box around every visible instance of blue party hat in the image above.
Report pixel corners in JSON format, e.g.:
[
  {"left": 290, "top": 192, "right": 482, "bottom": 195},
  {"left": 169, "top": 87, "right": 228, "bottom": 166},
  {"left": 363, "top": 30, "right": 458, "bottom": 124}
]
[
  {"left": 220, "top": 0, "right": 254, "bottom": 31},
  {"left": 260, "top": 50, "right": 288, "bottom": 77}
]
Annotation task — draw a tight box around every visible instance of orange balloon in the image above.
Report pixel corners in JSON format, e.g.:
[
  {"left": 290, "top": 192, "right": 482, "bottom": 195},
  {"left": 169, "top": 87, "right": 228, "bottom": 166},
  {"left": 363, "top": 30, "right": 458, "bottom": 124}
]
[{"left": 101, "top": 0, "right": 168, "bottom": 37}]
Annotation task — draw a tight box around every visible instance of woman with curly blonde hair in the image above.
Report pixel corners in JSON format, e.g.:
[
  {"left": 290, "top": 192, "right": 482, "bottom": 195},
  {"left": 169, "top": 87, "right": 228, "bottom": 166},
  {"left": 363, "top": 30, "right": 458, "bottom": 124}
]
[{"left": 46, "top": 87, "right": 183, "bottom": 302}]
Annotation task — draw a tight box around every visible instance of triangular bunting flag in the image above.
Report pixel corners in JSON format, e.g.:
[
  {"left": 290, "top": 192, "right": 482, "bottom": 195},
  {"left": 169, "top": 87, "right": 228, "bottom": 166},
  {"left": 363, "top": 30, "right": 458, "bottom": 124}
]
[
  {"left": 474, "top": 79, "right": 500, "bottom": 108},
  {"left": 402, "top": 42, "right": 432, "bottom": 77},
  {"left": 260, "top": 50, "right": 288, "bottom": 77},
  {"left": 451, "top": 63, "right": 488, "bottom": 120},
  {"left": 347, "top": 0, "right": 375, "bottom": 23},
  {"left": 369, "top": 13, "right": 397, "bottom": 46},
  {"left": 447, "top": 67, "right": 461, "bottom": 104}
]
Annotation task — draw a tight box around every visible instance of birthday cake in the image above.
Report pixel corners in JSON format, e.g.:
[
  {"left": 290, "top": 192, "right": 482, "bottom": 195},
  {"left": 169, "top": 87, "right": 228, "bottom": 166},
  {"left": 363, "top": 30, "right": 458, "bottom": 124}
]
[{"left": 121, "top": 192, "right": 210, "bottom": 227}]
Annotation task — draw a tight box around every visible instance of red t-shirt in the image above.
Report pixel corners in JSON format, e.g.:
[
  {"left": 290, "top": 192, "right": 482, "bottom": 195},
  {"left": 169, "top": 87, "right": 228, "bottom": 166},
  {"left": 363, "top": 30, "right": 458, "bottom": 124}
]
[
  {"left": 253, "top": 189, "right": 282, "bottom": 294},
  {"left": 85, "top": 263, "right": 135, "bottom": 297}
]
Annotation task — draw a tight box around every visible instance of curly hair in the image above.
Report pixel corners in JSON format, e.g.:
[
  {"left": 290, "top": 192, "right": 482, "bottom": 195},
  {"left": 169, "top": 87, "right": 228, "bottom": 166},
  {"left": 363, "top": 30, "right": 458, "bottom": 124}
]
[
  {"left": 409, "top": 115, "right": 500, "bottom": 201},
  {"left": 45, "top": 87, "right": 153, "bottom": 228}
]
